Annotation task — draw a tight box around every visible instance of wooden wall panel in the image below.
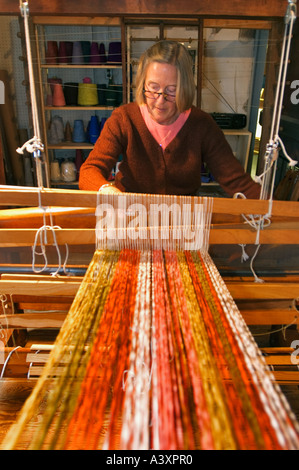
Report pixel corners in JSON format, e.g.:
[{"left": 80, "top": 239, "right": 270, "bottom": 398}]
[{"left": 0, "top": 0, "right": 287, "bottom": 18}]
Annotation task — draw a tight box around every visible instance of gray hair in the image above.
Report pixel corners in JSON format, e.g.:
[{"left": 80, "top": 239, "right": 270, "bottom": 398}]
[{"left": 135, "top": 40, "right": 196, "bottom": 112}]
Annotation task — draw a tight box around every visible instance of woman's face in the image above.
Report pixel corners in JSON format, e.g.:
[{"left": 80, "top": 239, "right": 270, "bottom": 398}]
[{"left": 144, "top": 61, "right": 179, "bottom": 125}]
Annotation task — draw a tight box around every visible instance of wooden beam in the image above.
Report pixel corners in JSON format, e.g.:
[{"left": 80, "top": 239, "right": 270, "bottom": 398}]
[
  {"left": 0, "top": 278, "right": 297, "bottom": 302},
  {"left": 0, "top": 273, "right": 83, "bottom": 282},
  {"left": 204, "top": 18, "right": 273, "bottom": 30},
  {"left": 240, "top": 308, "right": 299, "bottom": 325},
  {"left": 226, "top": 281, "right": 299, "bottom": 300},
  {"left": 210, "top": 222, "right": 299, "bottom": 245},
  {"left": 0, "top": 280, "right": 80, "bottom": 297},
  {"left": 0, "top": 312, "right": 67, "bottom": 329},
  {"left": 270, "top": 372, "right": 299, "bottom": 384},
  {"left": 0, "top": 1, "right": 287, "bottom": 18},
  {"left": 1, "top": 187, "right": 299, "bottom": 218},
  {"left": 0, "top": 228, "right": 95, "bottom": 246},
  {"left": 1, "top": 221, "right": 299, "bottom": 246},
  {"left": 264, "top": 356, "right": 296, "bottom": 367},
  {"left": 0, "top": 206, "right": 95, "bottom": 228},
  {"left": 31, "top": 16, "right": 121, "bottom": 26}
]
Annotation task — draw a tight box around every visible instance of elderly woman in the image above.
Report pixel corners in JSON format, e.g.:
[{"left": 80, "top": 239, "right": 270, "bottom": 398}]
[{"left": 79, "top": 40, "right": 260, "bottom": 198}]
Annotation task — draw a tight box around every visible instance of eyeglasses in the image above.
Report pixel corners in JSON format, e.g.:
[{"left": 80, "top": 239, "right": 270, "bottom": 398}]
[{"left": 143, "top": 89, "right": 176, "bottom": 102}]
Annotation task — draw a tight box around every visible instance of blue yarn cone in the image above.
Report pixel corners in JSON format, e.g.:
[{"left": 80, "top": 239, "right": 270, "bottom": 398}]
[
  {"left": 88, "top": 115, "right": 101, "bottom": 144},
  {"left": 72, "top": 119, "right": 85, "bottom": 143}
]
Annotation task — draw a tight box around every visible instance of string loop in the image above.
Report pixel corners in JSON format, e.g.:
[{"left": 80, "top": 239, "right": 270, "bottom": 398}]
[{"left": 31, "top": 189, "right": 69, "bottom": 276}]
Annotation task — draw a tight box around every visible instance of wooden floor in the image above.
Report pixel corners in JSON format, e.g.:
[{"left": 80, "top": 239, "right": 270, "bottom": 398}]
[
  {"left": 0, "top": 378, "right": 36, "bottom": 445},
  {"left": 0, "top": 328, "right": 59, "bottom": 446}
]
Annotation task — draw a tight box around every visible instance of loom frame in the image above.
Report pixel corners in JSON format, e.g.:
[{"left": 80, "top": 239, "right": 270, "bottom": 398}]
[{"left": 0, "top": 189, "right": 298, "bottom": 382}]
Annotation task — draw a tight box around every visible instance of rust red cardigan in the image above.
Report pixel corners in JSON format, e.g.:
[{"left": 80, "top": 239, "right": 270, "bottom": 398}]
[{"left": 79, "top": 102, "right": 260, "bottom": 198}]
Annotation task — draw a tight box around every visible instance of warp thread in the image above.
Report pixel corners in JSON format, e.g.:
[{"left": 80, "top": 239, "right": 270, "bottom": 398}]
[{"left": 2, "top": 248, "right": 299, "bottom": 450}]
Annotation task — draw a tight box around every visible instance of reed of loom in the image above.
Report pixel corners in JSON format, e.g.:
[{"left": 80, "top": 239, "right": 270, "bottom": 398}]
[{"left": 0, "top": 188, "right": 299, "bottom": 450}]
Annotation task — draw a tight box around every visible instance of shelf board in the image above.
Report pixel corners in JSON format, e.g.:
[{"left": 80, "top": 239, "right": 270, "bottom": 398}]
[
  {"left": 48, "top": 143, "right": 94, "bottom": 150},
  {"left": 45, "top": 106, "right": 115, "bottom": 111},
  {"left": 33, "top": 16, "right": 121, "bottom": 26},
  {"left": 223, "top": 129, "right": 251, "bottom": 135},
  {"left": 50, "top": 181, "right": 79, "bottom": 187},
  {"left": 41, "top": 64, "right": 122, "bottom": 69}
]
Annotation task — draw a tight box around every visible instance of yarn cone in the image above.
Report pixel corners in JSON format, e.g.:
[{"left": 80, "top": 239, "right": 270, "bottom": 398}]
[
  {"left": 88, "top": 115, "right": 100, "bottom": 144},
  {"left": 45, "top": 41, "right": 58, "bottom": 64},
  {"left": 63, "top": 82, "right": 78, "bottom": 105},
  {"left": 98, "top": 43, "right": 107, "bottom": 63},
  {"left": 81, "top": 41, "right": 91, "bottom": 63},
  {"left": 52, "top": 83, "right": 66, "bottom": 107},
  {"left": 78, "top": 78, "right": 98, "bottom": 106},
  {"left": 72, "top": 41, "right": 84, "bottom": 64},
  {"left": 64, "top": 121, "right": 72, "bottom": 142},
  {"left": 108, "top": 42, "right": 122, "bottom": 63},
  {"left": 90, "top": 42, "right": 100, "bottom": 64},
  {"left": 58, "top": 42, "right": 68, "bottom": 64},
  {"left": 48, "top": 77, "right": 62, "bottom": 94},
  {"left": 72, "top": 120, "right": 85, "bottom": 143}
]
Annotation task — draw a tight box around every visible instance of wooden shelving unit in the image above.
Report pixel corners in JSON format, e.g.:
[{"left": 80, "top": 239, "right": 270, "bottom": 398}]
[{"left": 33, "top": 17, "right": 126, "bottom": 187}]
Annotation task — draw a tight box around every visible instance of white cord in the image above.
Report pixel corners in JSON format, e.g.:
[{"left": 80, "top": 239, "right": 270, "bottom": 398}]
[
  {"left": 235, "top": 2, "right": 297, "bottom": 282},
  {"left": 0, "top": 346, "right": 21, "bottom": 379},
  {"left": 27, "top": 350, "right": 41, "bottom": 379},
  {"left": 31, "top": 189, "right": 69, "bottom": 276},
  {"left": 20, "top": 2, "right": 47, "bottom": 187},
  {"left": 31, "top": 224, "right": 69, "bottom": 276},
  {"left": 233, "top": 192, "right": 271, "bottom": 282},
  {"left": 277, "top": 136, "right": 298, "bottom": 168},
  {"left": 258, "top": 3, "right": 297, "bottom": 200}
]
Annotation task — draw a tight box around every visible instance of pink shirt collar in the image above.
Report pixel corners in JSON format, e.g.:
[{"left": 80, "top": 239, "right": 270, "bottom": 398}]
[{"left": 139, "top": 104, "right": 191, "bottom": 150}]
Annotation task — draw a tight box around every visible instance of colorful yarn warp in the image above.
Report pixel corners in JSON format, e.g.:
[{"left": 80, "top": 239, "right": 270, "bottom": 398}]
[{"left": 2, "top": 248, "right": 299, "bottom": 450}]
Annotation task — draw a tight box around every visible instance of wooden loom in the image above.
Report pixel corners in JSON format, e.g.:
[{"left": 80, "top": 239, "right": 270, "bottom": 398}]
[{"left": 0, "top": 186, "right": 299, "bottom": 449}]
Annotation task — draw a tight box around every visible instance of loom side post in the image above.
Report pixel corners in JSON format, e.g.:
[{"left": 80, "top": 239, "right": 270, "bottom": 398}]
[{"left": 19, "top": 1, "right": 48, "bottom": 188}]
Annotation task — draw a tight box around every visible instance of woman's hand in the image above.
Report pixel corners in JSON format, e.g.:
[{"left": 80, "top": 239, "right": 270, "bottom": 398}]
[{"left": 98, "top": 183, "right": 122, "bottom": 195}]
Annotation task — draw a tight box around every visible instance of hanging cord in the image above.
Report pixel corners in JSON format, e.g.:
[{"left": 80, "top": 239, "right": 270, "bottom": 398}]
[
  {"left": 18, "top": 1, "right": 48, "bottom": 187},
  {"left": 234, "top": 1, "right": 297, "bottom": 281},
  {"left": 258, "top": 0, "right": 297, "bottom": 201},
  {"left": 18, "top": 2, "right": 70, "bottom": 277},
  {"left": 233, "top": 192, "right": 272, "bottom": 282},
  {"left": 32, "top": 189, "right": 69, "bottom": 276}
]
